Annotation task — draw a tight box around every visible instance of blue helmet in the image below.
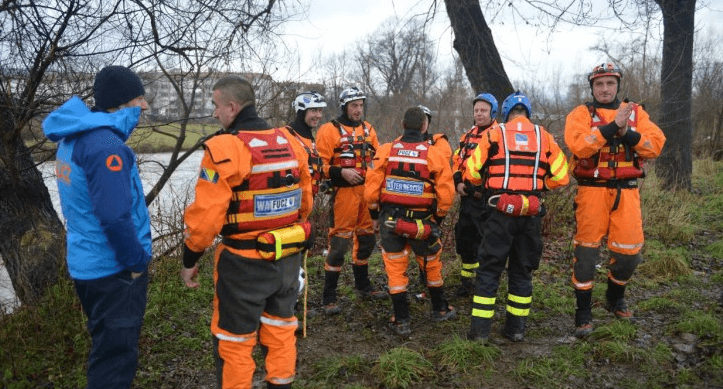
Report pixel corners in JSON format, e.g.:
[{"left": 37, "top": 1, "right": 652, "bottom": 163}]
[
  {"left": 472, "top": 93, "right": 498, "bottom": 119},
  {"left": 501, "top": 91, "right": 532, "bottom": 122}
]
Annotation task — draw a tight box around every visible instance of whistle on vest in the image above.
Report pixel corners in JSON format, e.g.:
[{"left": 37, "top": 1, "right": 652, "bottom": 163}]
[
  {"left": 489, "top": 194, "right": 542, "bottom": 217},
  {"left": 384, "top": 218, "right": 434, "bottom": 240}
]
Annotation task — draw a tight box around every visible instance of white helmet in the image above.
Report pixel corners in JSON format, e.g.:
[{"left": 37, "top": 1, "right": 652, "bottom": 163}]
[
  {"left": 339, "top": 87, "right": 366, "bottom": 107},
  {"left": 292, "top": 91, "right": 327, "bottom": 113},
  {"left": 418, "top": 105, "right": 432, "bottom": 124}
]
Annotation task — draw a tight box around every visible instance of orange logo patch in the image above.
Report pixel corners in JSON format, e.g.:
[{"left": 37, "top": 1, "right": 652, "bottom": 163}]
[{"left": 106, "top": 155, "right": 123, "bottom": 172}]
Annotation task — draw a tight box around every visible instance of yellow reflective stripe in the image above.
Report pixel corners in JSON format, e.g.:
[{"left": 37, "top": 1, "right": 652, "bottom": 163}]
[
  {"left": 506, "top": 305, "right": 530, "bottom": 316},
  {"left": 472, "top": 308, "right": 495, "bottom": 318},
  {"left": 473, "top": 295, "right": 495, "bottom": 305},
  {"left": 521, "top": 195, "right": 530, "bottom": 215},
  {"left": 460, "top": 269, "right": 476, "bottom": 278},
  {"left": 550, "top": 152, "right": 568, "bottom": 181},
  {"left": 466, "top": 150, "right": 482, "bottom": 180},
  {"left": 462, "top": 262, "right": 479, "bottom": 270},
  {"left": 507, "top": 294, "right": 532, "bottom": 304},
  {"left": 415, "top": 219, "right": 424, "bottom": 239}
]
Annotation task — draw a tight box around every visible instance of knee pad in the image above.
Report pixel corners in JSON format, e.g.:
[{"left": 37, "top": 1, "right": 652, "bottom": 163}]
[
  {"left": 572, "top": 246, "right": 599, "bottom": 284},
  {"left": 326, "top": 236, "right": 350, "bottom": 267},
  {"left": 356, "top": 234, "right": 376, "bottom": 260},
  {"left": 609, "top": 252, "right": 643, "bottom": 283}
]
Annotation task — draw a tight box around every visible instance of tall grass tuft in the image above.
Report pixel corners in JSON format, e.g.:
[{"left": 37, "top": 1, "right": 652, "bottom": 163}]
[
  {"left": 372, "top": 347, "right": 434, "bottom": 389},
  {"left": 434, "top": 335, "right": 501, "bottom": 372}
]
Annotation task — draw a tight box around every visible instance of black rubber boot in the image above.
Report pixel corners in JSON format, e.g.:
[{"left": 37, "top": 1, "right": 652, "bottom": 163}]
[
  {"left": 502, "top": 312, "right": 526, "bottom": 342},
  {"left": 574, "top": 289, "right": 594, "bottom": 338},
  {"left": 389, "top": 292, "right": 412, "bottom": 337},
  {"left": 353, "top": 264, "right": 388, "bottom": 299},
  {"left": 455, "top": 277, "right": 475, "bottom": 297},
  {"left": 322, "top": 270, "right": 340, "bottom": 306},
  {"left": 467, "top": 317, "right": 492, "bottom": 342},
  {"left": 352, "top": 264, "right": 371, "bottom": 292},
  {"left": 429, "top": 287, "right": 456, "bottom": 322},
  {"left": 391, "top": 292, "right": 410, "bottom": 323},
  {"left": 605, "top": 279, "right": 632, "bottom": 318}
]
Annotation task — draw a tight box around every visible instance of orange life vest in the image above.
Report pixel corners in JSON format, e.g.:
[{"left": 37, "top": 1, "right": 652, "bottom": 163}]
[
  {"left": 222, "top": 128, "right": 302, "bottom": 234},
  {"left": 380, "top": 141, "right": 436, "bottom": 209},
  {"left": 286, "top": 126, "right": 323, "bottom": 196},
  {"left": 572, "top": 104, "right": 645, "bottom": 181},
  {"left": 330, "top": 120, "right": 374, "bottom": 178},
  {"left": 485, "top": 122, "right": 549, "bottom": 193},
  {"left": 458, "top": 127, "right": 485, "bottom": 163}
]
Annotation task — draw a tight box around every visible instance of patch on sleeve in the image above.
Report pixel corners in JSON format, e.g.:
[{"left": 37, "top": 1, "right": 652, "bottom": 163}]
[
  {"left": 105, "top": 155, "right": 123, "bottom": 172},
  {"left": 199, "top": 168, "right": 219, "bottom": 183}
]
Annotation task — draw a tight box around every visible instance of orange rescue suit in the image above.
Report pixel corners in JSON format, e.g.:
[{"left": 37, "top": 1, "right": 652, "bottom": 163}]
[
  {"left": 316, "top": 119, "right": 380, "bottom": 266},
  {"left": 365, "top": 136, "right": 454, "bottom": 294},
  {"left": 184, "top": 128, "right": 312, "bottom": 388},
  {"left": 565, "top": 102, "right": 666, "bottom": 289}
]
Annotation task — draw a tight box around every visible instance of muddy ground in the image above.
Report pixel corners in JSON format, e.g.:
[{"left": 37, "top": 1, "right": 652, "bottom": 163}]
[{"left": 169, "top": 228, "right": 722, "bottom": 389}]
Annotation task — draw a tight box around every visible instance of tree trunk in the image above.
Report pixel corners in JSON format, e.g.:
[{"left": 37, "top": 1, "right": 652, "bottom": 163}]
[
  {"left": 653, "top": 0, "right": 695, "bottom": 190},
  {"left": 443, "top": 0, "right": 514, "bottom": 102},
  {"left": 1, "top": 107, "right": 66, "bottom": 306}
]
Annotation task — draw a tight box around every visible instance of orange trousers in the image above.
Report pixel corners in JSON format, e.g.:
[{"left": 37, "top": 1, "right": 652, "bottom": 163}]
[
  {"left": 211, "top": 247, "right": 300, "bottom": 388},
  {"left": 572, "top": 186, "right": 644, "bottom": 290},
  {"left": 325, "top": 185, "right": 375, "bottom": 269}
]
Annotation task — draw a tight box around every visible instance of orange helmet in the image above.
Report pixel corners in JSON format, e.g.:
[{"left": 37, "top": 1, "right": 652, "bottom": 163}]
[{"left": 588, "top": 63, "right": 623, "bottom": 84}]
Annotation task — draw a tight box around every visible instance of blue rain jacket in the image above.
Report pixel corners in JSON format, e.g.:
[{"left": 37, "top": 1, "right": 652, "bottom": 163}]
[{"left": 43, "top": 97, "right": 152, "bottom": 280}]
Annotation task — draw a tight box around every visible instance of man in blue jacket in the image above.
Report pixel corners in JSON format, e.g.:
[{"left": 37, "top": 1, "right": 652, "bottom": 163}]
[{"left": 42, "top": 66, "right": 152, "bottom": 389}]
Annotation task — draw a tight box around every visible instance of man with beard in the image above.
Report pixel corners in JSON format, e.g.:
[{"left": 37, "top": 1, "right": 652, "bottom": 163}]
[{"left": 316, "top": 87, "right": 388, "bottom": 314}]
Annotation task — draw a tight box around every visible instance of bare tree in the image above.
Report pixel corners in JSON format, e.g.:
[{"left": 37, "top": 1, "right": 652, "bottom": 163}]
[
  {"left": 0, "top": 0, "right": 296, "bottom": 305},
  {"left": 653, "top": 0, "right": 696, "bottom": 190},
  {"left": 438, "top": 0, "right": 703, "bottom": 191},
  {"left": 443, "top": 0, "right": 514, "bottom": 102},
  {"left": 353, "top": 17, "right": 440, "bottom": 140}
]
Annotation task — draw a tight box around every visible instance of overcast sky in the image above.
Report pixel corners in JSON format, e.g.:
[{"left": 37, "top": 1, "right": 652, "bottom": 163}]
[{"left": 277, "top": 0, "right": 723, "bottom": 87}]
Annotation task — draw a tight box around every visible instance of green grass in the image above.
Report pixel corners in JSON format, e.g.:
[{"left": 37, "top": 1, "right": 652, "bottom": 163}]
[
  {"left": 372, "top": 347, "right": 434, "bottom": 389},
  {"left": 2, "top": 157, "right": 723, "bottom": 388},
  {"left": 129, "top": 122, "right": 216, "bottom": 153},
  {"left": 434, "top": 335, "right": 501, "bottom": 372},
  {"left": 673, "top": 311, "right": 723, "bottom": 343},
  {"left": 513, "top": 344, "right": 592, "bottom": 388}
]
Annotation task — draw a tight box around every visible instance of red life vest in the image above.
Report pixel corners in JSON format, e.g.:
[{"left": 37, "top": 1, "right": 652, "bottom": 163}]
[
  {"left": 222, "top": 128, "right": 302, "bottom": 234},
  {"left": 331, "top": 120, "right": 374, "bottom": 179},
  {"left": 380, "top": 141, "right": 436, "bottom": 209},
  {"left": 573, "top": 104, "right": 645, "bottom": 181},
  {"left": 485, "top": 122, "right": 549, "bottom": 193},
  {"left": 286, "top": 126, "right": 323, "bottom": 196}
]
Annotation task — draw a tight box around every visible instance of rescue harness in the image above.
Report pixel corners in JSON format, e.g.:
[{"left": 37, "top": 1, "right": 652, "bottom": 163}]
[
  {"left": 572, "top": 103, "right": 645, "bottom": 183},
  {"left": 331, "top": 120, "right": 375, "bottom": 186},
  {"left": 286, "top": 125, "right": 325, "bottom": 196}
]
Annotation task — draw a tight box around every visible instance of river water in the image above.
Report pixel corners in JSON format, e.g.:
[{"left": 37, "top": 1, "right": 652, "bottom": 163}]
[{"left": 0, "top": 151, "right": 204, "bottom": 314}]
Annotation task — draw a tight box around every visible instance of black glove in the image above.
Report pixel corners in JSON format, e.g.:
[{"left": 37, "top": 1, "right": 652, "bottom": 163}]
[{"left": 182, "top": 244, "right": 204, "bottom": 268}]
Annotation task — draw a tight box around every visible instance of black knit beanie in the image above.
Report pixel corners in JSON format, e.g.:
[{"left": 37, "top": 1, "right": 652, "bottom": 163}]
[{"left": 93, "top": 66, "right": 145, "bottom": 111}]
